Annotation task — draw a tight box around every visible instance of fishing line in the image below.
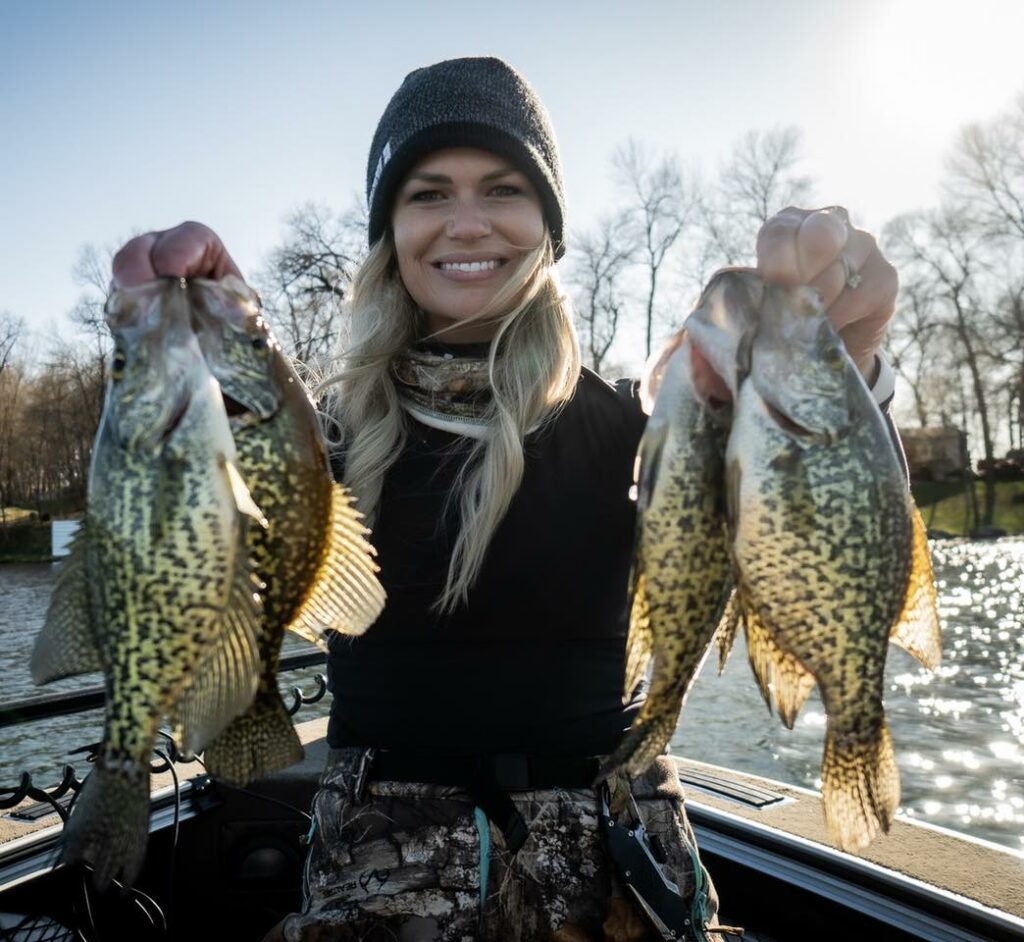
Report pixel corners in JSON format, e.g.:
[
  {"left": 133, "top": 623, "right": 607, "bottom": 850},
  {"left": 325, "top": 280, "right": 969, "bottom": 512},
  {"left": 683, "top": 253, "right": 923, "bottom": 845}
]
[{"left": 190, "top": 754, "right": 312, "bottom": 824}]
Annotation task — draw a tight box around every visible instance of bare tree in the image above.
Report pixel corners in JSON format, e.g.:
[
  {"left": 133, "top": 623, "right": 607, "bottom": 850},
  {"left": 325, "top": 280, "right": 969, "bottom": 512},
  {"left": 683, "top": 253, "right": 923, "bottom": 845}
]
[
  {"left": 613, "top": 140, "right": 694, "bottom": 358},
  {"left": 695, "top": 126, "right": 813, "bottom": 275},
  {"left": 885, "top": 207, "right": 1001, "bottom": 525},
  {"left": 255, "top": 200, "right": 367, "bottom": 369},
  {"left": 0, "top": 311, "right": 22, "bottom": 376},
  {"left": 569, "top": 212, "right": 635, "bottom": 374}
]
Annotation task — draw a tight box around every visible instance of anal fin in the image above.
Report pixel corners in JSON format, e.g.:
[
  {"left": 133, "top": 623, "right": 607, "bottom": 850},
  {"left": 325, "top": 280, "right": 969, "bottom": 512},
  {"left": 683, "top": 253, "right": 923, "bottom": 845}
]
[
  {"left": 744, "top": 603, "right": 817, "bottom": 729},
  {"left": 890, "top": 503, "right": 942, "bottom": 670}
]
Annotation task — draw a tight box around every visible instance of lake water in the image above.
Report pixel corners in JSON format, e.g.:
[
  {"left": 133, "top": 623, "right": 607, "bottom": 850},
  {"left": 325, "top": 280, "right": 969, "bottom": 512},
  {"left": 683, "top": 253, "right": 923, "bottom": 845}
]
[{"left": 2, "top": 539, "right": 1022, "bottom": 852}]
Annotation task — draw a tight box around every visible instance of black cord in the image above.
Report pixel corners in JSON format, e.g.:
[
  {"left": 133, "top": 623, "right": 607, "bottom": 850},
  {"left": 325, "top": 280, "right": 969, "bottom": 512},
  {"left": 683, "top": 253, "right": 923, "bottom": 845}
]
[{"left": 190, "top": 754, "right": 312, "bottom": 824}]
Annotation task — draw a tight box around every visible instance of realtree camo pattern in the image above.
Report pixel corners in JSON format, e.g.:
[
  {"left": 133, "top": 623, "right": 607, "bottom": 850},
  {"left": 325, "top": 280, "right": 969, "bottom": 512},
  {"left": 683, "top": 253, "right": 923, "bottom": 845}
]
[
  {"left": 280, "top": 749, "right": 718, "bottom": 942},
  {"left": 192, "top": 278, "right": 385, "bottom": 785},
  {"left": 726, "top": 279, "right": 923, "bottom": 852},
  {"left": 601, "top": 337, "right": 732, "bottom": 781}
]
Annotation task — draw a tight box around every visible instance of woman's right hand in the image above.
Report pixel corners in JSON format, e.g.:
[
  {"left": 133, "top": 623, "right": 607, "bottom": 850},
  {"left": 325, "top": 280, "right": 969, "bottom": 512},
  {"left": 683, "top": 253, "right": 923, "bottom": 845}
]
[{"left": 111, "top": 221, "right": 243, "bottom": 289}]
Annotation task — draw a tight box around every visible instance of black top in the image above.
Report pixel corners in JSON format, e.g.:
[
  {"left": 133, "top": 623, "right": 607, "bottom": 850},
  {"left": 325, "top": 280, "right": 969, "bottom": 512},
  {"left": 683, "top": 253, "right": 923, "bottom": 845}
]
[{"left": 326, "top": 365, "right": 647, "bottom": 756}]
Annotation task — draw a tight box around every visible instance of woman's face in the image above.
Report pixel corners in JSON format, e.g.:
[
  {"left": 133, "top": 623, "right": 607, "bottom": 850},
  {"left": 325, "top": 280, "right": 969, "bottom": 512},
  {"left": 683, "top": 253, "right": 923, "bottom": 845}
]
[{"left": 391, "top": 147, "right": 546, "bottom": 342}]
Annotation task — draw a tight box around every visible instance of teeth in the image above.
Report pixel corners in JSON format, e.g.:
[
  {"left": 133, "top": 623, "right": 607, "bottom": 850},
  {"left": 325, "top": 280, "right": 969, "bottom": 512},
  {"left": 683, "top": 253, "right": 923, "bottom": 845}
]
[{"left": 439, "top": 260, "right": 501, "bottom": 272}]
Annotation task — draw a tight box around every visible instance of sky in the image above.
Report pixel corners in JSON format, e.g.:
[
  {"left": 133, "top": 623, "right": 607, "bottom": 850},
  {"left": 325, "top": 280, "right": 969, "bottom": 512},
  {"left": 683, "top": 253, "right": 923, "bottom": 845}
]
[{"left": 3, "top": 0, "right": 1024, "bottom": 347}]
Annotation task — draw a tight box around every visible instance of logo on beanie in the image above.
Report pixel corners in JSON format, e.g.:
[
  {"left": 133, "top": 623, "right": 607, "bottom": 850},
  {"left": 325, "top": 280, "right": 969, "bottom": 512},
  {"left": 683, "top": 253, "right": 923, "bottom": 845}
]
[{"left": 369, "top": 140, "right": 392, "bottom": 211}]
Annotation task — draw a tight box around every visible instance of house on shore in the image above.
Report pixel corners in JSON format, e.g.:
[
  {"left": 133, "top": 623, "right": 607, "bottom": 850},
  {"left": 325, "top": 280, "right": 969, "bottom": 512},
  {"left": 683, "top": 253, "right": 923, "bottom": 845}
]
[{"left": 898, "top": 426, "right": 969, "bottom": 481}]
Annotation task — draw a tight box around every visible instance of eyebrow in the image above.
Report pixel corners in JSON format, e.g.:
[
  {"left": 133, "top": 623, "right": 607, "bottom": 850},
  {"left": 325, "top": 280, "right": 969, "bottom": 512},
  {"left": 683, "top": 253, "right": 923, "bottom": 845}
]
[{"left": 404, "top": 167, "right": 519, "bottom": 185}]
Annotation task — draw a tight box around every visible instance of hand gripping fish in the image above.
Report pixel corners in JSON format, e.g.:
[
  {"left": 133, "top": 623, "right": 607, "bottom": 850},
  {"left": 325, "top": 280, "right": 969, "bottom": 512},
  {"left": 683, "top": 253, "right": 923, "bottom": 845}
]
[
  {"left": 30, "top": 278, "right": 266, "bottom": 888},
  {"left": 188, "top": 277, "right": 386, "bottom": 785},
  {"left": 722, "top": 275, "right": 941, "bottom": 852}
]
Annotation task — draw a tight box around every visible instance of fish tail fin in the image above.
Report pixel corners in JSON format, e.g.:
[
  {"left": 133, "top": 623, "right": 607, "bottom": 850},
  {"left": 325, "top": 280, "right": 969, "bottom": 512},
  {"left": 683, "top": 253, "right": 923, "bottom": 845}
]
[
  {"left": 821, "top": 720, "right": 900, "bottom": 853},
  {"left": 595, "top": 689, "right": 683, "bottom": 784},
  {"left": 203, "top": 692, "right": 303, "bottom": 785},
  {"left": 61, "top": 761, "right": 150, "bottom": 890}
]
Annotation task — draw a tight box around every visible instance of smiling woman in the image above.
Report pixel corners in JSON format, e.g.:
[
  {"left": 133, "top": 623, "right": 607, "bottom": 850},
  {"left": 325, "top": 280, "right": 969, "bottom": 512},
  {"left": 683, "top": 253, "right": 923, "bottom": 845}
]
[{"left": 391, "top": 147, "right": 547, "bottom": 340}]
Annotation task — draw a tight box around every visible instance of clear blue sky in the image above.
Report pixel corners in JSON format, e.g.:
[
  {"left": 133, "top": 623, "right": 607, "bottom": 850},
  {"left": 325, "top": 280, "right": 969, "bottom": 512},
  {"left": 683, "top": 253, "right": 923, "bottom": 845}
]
[{"left": 3, "top": 0, "right": 1023, "bottom": 341}]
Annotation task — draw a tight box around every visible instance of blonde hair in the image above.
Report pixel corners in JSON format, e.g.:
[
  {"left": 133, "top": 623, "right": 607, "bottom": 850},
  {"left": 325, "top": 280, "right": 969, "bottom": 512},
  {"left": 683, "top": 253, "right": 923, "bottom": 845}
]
[{"left": 318, "top": 232, "right": 581, "bottom": 613}]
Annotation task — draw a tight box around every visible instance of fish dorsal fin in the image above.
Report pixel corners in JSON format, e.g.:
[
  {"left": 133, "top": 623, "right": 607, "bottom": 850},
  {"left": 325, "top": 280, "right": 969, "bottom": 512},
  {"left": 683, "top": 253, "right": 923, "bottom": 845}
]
[
  {"left": 889, "top": 502, "right": 942, "bottom": 670},
  {"left": 30, "top": 521, "right": 102, "bottom": 684},
  {"left": 741, "top": 593, "right": 817, "bottom": 729},
  {"left": 715, "top": 589, "right": 740, "bottom": 674},
  {"left": 622, "top": 569, "right": 654, "bottom": 703},
  {"left": 223, "top": 458, "right": 268, "bottom": 529},
  {"left": 286, "top": 483, "right": 385, "bottom": 649},
  {"left": 173, "top": 561, "right": 263, "bottom": 756}
]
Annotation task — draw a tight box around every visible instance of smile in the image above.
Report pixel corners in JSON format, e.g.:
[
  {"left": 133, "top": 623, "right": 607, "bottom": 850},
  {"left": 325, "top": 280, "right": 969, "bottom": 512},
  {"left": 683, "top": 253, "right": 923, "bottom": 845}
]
[{"left": 435, "top": 259, "right": 505, "bottom": 272}]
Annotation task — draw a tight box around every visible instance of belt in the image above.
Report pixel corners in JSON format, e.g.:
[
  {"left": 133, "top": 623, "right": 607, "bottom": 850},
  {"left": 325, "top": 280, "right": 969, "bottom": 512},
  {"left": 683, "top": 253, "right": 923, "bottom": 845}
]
[{"left": 365, "top": 751, "right": 602, "bottom": 853}]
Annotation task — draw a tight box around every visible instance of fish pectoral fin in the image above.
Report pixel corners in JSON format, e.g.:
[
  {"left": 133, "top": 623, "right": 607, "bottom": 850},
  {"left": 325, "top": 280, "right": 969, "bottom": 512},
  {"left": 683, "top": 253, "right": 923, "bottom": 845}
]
[
  {"left": 743, "top": 603, "right": 817, "bottom": 729},
  {"left": 286, "top": 483, "right": 386, "bottom": 648},
  {"left": 223, "top": 458, "right": 268, "bottom": 529},
  {"left": 715, "top": 589, "right": 741, "bottom": 674},
  {"left": 30, "top": 522, "right": 102, "bottom": 684},
  {"left": 889, "top": 503, "right": 942, "bottom": 671},
  {"left": 173, "top": 564, "right": 263, "bottom": 756},
  {"left": 622, "top": 569, "right": 654, "bottom": 704}
]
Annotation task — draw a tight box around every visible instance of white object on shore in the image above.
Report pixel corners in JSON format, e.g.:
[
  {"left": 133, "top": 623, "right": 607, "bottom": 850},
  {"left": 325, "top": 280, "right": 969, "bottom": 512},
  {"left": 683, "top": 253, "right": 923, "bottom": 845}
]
[{"left": 51, "top": 520, "right": 81, "bottom": 559}]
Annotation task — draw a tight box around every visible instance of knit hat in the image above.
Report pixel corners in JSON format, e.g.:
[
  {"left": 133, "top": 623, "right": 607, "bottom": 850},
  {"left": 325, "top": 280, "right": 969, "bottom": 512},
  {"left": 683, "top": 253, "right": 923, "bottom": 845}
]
[{"left": 366, "top": 56, "right": 566, "bottom": 260}]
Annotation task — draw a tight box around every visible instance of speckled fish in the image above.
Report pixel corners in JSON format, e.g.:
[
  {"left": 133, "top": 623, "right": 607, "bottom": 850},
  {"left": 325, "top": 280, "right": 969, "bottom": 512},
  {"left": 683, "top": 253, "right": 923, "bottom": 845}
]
[
  {"left": 30, "top": 278, "right": 265, "bottom": 888},
  {"left": 188, "top": 276, "right": 385, "bottom": 785},
  {"left": 725, "top": 279, "right": 941, "bottom": 853},
  {"left": 598, "top": 320, "right": 733, "bottom": 782}
]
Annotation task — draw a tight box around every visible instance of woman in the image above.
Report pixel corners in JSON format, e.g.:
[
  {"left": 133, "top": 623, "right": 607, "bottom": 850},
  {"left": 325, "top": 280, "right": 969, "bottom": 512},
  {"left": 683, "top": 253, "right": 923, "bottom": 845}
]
[{"left": 112, "top": 57, "right": 898, "bottom": 942}]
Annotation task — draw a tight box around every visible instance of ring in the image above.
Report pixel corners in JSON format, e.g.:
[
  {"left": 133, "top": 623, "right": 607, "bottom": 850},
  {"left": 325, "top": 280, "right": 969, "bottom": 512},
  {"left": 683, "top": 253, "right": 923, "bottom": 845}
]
[{"left": 840, "top": 253, "right": 862, "bottom": 290}]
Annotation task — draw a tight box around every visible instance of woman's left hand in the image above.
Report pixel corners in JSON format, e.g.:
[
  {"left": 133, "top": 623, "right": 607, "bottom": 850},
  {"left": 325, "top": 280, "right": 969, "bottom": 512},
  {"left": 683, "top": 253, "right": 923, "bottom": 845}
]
[{"left": 755, "top": 205, "right": 897, "bottom": 379}]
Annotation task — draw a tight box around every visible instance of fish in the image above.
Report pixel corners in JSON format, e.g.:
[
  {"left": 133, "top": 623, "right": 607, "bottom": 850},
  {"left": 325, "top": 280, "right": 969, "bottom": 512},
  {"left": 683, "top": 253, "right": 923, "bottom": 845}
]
[
  {"left": 187, "top": 276, "right": 386, "bottom": 785},
  {"left": 724, "top": 277, "right": 941, "bottom": 852},
  {"left": 30, "top": 277, "right": 266, "bottom": 888},
  {"left": 598, "top": 301, "right": 733, "bottom": 783}
]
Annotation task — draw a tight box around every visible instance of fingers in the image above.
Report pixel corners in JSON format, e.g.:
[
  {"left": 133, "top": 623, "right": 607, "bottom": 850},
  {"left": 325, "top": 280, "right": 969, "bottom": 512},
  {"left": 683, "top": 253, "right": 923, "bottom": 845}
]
[
  {"left": 757, "top": 206, "right": 848, "bottom": 286},
  {"left": 111, "top": 221, "right": 242, "bottom": 289},
  {"left": 807, "top": 229, "right": 875, "bottom": 310}
]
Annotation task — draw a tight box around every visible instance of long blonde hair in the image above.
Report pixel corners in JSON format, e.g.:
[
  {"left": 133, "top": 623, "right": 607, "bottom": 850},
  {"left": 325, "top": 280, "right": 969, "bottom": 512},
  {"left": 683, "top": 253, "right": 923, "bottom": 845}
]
[{"left": 318, "top": 231, "right": 581, "bottom": 613}]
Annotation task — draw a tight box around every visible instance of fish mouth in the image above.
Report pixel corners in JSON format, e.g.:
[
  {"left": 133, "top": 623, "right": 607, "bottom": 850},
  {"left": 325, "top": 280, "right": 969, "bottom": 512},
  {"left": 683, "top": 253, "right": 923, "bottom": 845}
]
[
  {"left": 222, "top": 392, "right": 252, "bottom": 418},
  {"left": 161, "top": 395, "right": 191, "bottom": 442}
]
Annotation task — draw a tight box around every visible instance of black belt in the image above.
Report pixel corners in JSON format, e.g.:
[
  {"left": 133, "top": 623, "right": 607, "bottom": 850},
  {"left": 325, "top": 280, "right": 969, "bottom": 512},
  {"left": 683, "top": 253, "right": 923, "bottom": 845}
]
[{"left": 366, "top": 751, "right": 602, "bottom": 853}]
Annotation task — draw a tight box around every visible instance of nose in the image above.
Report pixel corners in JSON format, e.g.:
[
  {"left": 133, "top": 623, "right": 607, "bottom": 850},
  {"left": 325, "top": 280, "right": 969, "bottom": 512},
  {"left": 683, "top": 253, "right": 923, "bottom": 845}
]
[{"left": 445, "top": 197, "right": 491, "bottom": 240}]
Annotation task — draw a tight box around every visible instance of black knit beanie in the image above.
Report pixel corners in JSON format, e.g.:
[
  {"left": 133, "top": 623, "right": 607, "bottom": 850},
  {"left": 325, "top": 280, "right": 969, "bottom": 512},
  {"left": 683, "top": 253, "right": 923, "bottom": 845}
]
[{"left": 366, "top": 56, "right": 566, "bottom": 261}]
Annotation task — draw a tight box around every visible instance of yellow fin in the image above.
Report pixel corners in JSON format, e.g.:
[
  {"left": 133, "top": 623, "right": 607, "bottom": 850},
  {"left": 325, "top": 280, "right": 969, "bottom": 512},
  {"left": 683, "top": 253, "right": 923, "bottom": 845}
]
[
  {"left": 743, "top": 601, "right": 817, "bottom": 729},
  {"left": 622, "top": 569, "right": 653, "bottom": 703},
  {"left": 822, "top": 721, "right": 900, "bottom": 853},
  {"left": 286, "top": 483, "right": 386, "bottom": 648},
  {"left": 31, "top": 522, "right": 102, "bottom": 683},
  {"left": 174, "top": 563, "right": 263, "bottom": 756},
  {"left": 889, "top": 503, "right": 942, "bottom": 671},
  {"left": 716, "top": 590, "right": 740, "bottom": 674},
  {"left": 223, "top": 458, "right": 268, "bottom": 529}
]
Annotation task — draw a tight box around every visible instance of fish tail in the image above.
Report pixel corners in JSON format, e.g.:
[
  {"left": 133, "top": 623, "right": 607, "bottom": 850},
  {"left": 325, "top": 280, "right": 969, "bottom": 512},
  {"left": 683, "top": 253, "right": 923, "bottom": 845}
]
[
  {"left": 595, "top": 698, "right": 681, "bottom": 784},
  {"left": 821, "top": 720, "right": 900, "bottom": 853},
  {"left": 61, "top": 760, "right": 151, "bottom": 890},
  {"left": 203, "top": 692, "right": 303, "bottom": 785}
]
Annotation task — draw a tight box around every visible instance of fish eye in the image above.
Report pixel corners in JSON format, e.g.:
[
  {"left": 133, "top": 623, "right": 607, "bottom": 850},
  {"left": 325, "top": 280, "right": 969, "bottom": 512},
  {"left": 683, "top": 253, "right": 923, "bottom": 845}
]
[
  {"left": 251, "top": 335, "right": 268, "bottom": 353},
  {"left": 111, "top": 349, "right": 127, "bottom": 380}
]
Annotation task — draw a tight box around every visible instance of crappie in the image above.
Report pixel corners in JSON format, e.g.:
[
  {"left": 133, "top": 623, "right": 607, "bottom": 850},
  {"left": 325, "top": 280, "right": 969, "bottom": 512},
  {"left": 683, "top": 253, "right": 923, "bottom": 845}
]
[
  {"left": 726, "top": 279, "right": 941, "bottom": 852},
  {"left": 599, "top": 329, "right": 732, "bottom": 782},
  {"left": 30, "top": 278, "right": 265, "bottom": 888},
  {"left": 189, "top": 276, "right": 385, "bottom": 785}
]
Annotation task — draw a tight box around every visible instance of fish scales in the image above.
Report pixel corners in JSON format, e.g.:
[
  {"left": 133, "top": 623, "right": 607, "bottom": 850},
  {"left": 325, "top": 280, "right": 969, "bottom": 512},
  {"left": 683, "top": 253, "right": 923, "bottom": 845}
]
[
  {"left": 190, "top": 277, "right": 385, "bottom": 785},
  {"left": 599, "top": 337, "right": 732, "bottom": 781},
  {"left": 31, "top": 278, "right": 265, "bottom": 888},
  {"left": 727, "top": 280, "right": 929, "bottom": 852}
]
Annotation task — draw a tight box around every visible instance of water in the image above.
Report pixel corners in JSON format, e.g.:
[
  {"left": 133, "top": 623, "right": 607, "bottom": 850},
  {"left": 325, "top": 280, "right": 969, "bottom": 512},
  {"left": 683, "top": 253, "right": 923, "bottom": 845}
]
[{"left": 2, "top": 540, "right": 1022, "bottom": 852}]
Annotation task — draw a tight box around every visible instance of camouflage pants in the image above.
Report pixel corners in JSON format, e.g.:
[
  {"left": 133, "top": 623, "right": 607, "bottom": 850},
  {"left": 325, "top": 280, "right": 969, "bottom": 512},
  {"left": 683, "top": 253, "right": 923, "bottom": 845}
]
[{"left": 279, "top": 748, "right": 719, "bottom": 942}]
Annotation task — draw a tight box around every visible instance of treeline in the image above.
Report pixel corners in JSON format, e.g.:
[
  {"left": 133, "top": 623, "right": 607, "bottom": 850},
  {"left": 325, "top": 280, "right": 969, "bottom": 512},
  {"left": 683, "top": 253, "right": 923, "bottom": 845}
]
[{"left": 1, "top": 97, "right": 1022, "bottom": 526}]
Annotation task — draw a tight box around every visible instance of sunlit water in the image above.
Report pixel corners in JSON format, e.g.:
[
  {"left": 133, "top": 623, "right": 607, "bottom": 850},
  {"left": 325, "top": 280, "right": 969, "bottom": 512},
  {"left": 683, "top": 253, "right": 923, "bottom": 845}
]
[{"left": 1, "top": 539, "right": 1022, "bottom": 852}]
